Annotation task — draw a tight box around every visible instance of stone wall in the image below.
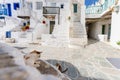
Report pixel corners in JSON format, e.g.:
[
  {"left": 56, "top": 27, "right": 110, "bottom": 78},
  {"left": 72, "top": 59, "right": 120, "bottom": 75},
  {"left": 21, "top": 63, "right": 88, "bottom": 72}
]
[{"left": 0, "top": 43, "right": 71, "bottom": 80}]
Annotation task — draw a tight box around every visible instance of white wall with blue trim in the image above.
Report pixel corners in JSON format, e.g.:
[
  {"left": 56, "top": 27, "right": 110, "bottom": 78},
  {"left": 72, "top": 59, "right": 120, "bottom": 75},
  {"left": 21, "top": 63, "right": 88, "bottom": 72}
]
[{"left": 0, "top": 0, "right": 21, "bottom": 17}]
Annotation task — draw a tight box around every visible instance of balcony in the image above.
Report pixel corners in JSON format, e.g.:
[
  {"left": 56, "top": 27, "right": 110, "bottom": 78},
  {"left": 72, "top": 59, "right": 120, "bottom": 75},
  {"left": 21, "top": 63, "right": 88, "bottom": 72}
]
[
  {"left": 86, "top": 0, "right": 116, "bottom": 15},
  {"left": 86, "top": 6, "right": 103, "bottom": 14},
  {"left": 43, "top": 7, "right": 60, "bottom": 24},
  {"left": 43, "top": 7, "right": 60, "bottom": 15}
]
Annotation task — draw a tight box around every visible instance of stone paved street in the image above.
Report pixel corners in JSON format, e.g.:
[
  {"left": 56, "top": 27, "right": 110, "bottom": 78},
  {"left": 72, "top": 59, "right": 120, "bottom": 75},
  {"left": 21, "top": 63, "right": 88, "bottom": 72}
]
[{"left": 7, "top": 39, "right": 120, "bottom": 80}]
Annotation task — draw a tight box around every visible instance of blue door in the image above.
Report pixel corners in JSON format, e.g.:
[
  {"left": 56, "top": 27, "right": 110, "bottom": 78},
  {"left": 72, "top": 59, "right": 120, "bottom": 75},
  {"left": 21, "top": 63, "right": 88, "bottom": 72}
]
[
  {"left": 6, "top": 31, "right": 11, "bottom": 38},
  {"left": 7, "top": 4, "right": 12, "bottom": 16}
]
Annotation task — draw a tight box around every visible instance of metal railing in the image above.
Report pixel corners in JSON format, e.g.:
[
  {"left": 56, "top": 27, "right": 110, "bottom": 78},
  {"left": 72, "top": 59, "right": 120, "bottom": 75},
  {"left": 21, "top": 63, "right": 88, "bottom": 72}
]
[
  {"left": 86, "top": 0, "right": 116, "bottom": 14},
  {"left": 86, "top": 6, "right": 103, "bottom": 14},
  {"left": 43, "top": 7, "right": 60, "bottom": 14}
]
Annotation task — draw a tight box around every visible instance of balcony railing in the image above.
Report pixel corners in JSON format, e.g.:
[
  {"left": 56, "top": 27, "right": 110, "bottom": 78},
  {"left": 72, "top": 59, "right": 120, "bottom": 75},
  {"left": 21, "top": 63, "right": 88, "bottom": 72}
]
[
  {"left": 86, "top": 0, "right": 116, "bottom": 14},
  {"left": 86, "top": 6, "right": 103, "bottom": 14},
  {"left": 43, "top": 7, "right": 60, "bottom": 14}
]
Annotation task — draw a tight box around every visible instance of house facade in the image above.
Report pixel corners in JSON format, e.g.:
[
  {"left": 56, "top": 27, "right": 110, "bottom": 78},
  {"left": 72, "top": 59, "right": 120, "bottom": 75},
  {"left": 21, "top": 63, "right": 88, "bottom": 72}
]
[
  {"left": 0, "top": 0, "right": 21, "bottom": 17},
  {"left": 22, "top": 0, "right": 87, "bottom": 47},
  {"left": 0, "top": 0, "right": 87, "bottom": 47},
  {"left": 86, "top": 0, "right": 116, "bottom": 41},
  {"left": 0, "top": 0, "right": 21, "bottom": 41},
  {"left": 86, "top": 0, "right": 120, "bottom": 48},
  {"left": 0, "top": 0, "right": 120, "bottom": 48}
]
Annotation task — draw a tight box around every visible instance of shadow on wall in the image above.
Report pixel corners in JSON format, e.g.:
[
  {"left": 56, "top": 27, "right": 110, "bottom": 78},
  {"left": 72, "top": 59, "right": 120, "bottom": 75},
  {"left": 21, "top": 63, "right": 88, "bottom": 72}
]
[{"left": 46, "top": 59, "right": 104, "bottom": 80}]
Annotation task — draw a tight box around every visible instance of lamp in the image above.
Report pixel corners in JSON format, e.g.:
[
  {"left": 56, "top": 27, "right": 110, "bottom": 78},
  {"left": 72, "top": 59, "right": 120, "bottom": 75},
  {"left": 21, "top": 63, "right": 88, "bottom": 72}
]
[{"left": 114, "top": 5, "right": 120, "bottom": 13}]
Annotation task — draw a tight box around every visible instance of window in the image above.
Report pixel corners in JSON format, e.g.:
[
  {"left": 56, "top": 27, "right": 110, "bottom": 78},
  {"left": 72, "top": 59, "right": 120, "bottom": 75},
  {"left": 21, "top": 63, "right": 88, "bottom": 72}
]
[
  {"left": 30, "top": 3, "right": 33, "bottom": 9},
  {"left": 36, "top": 2, "right": 43, "bottom": 10},
  {"left": 2, "top": 4, "right": 5, "bottom": 8},
  {"left": 13, "top": 3, "right": 20, "bottom": 10},
  {"left": 73, "top": 4, "right": 77, "bottom": 13},
  {"left": 102, "top": 25, "right": 105, "bottom": 34},
  {"left": 27, "top": 2, "right": 33, "bottom": 10},
  {"left": 61, "top": 4, "right": 64, "bottom": 9},
  {"left": 51, "top": 3, "right": 56, "bottom": 6}
]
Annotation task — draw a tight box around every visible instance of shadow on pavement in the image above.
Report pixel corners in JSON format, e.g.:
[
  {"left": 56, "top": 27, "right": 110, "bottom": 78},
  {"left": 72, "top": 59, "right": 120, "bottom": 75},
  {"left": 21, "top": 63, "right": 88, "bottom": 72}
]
[
  {"left": 46, "top": 59, "right": 104, "bottom": 80},
  {"left": 87, "top": 39, "right": 99, "bottom": 46}
]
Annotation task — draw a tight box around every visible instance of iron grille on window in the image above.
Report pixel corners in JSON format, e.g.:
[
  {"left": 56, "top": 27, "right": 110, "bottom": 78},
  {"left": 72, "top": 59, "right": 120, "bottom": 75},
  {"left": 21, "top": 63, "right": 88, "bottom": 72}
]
[{"left": 36, "top": 2, "right": 43, "bottom": 10}]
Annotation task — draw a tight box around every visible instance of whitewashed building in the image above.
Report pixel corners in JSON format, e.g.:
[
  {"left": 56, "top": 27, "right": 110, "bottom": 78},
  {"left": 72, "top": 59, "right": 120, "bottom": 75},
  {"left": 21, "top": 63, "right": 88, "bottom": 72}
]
[
  {"left": 86, "top": 0, "right": 116, "bottom": 41},
  {"left": 86, "top": 0, "right": 120, "bottom": 48},
  {"left": 0, "top": 0, "right": 87, "bottom": 47},
  {"left": 110, "top": 0, "right": 120, "bottom": 48},
  {"left": 0, "top": 0, "right": 22, "bottom": 42}
]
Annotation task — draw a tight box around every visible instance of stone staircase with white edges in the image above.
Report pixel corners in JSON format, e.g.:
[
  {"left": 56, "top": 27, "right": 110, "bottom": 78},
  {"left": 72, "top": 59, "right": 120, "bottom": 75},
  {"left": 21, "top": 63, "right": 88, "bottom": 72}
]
[{"left": 70, "top": 22, "right": 87, "bottom": 46}]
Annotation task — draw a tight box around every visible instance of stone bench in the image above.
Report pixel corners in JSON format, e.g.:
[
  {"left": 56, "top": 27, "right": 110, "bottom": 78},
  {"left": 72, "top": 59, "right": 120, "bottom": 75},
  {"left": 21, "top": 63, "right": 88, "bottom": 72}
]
[{"left": 5, "top": 38, "right": 15, "bottom": 43}]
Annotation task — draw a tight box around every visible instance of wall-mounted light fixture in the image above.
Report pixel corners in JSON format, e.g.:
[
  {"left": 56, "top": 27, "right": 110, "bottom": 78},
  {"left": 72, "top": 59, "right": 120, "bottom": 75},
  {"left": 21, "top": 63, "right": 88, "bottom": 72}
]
[{"left": 114, "top": 5, "right": 120, "bottom": 13}]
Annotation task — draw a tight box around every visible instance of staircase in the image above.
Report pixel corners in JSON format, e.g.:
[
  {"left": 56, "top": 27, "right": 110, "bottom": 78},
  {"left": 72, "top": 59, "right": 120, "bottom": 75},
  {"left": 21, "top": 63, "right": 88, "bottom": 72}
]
[
  {"left": 41, "top": 10, "right": 70, "bottom": 47},
  {"left": 70, "top": 22, "right": 87, "bottom": 46}
]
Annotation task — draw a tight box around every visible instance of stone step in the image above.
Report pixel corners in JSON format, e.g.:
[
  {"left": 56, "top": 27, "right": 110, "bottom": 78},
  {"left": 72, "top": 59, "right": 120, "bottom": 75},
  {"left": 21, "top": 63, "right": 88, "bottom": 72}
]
[
  {"left": 71, "top": 35, "right": 86, "bottom": 38},
  {"left": 72, "top": 26, "right": 84, "bottom": 29},
  {"left": 71, "top": 34, "right": 86, "bottom": 36},
  {"left": 71, "top": 23, "right": 87, "bottom": 39},
  {"left": 72, "top": 27, "right": 84, "bottom": 30},
  {"left": 72, "top": 30, "right": 84, "bottom": 33},
  {"left": 71, "top": 29, "right": 85, "bottom": 33}
]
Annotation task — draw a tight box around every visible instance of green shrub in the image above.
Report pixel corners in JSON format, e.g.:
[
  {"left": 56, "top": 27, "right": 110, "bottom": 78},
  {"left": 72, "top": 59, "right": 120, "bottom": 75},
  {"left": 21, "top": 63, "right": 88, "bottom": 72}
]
[{"left": 117, "top": 41, "right": 120, "bottom": 45}]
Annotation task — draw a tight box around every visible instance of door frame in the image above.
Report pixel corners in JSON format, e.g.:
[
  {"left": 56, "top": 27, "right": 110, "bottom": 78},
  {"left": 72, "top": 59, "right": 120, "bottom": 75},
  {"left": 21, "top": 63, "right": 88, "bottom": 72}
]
[{"left": 49, "top": 21, "right": 55, "bottom": 34}]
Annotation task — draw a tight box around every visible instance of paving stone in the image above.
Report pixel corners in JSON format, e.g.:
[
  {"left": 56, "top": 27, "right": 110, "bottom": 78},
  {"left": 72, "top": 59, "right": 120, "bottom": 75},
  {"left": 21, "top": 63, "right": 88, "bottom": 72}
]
[
  {"left": 71, "top": 54, "right": 83, "bottom": 59},
  {"left": 77, "top": 77, "right": 89, "bottom": 80},
  {"left": 79, "top": 68, "right": 89, "bottom": 77},
  {"left": 100, "top": 68, "right": 120, "bottom": 75},
  {"left": 99, "top": 61, "right": 113, "bottom": 68},
  {"left": 93, "top": 72, "right": 109, "bottom": 80},
  {"left": 5, "top": 39, "right": 120, "bottom": 80},
  {"left": 84, "top": 61, "right": 93, "bottom": 66},
  {"left": 110, "top": 75, "right": 120, "bottom": 80},
  {"left": 94, "top": 57, "right": 106, "bottom": 62}
]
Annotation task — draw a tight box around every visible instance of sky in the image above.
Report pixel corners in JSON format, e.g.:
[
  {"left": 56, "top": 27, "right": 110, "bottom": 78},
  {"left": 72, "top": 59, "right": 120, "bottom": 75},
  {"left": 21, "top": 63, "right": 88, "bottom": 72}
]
[{"left": 85, "top": 0, "right": 98, "bottom": 6}]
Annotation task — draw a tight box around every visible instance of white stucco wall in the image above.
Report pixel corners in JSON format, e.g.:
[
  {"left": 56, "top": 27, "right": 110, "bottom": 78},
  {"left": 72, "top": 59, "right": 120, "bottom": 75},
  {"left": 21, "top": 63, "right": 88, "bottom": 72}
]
[
  {"left": 110, "top": 5, "right": 120, "bottom": 45},
  {"left": 89, "top": 19, "right": 111, "bottom": 40},
  {"left": 81, "top": 5, "right": 86, "bottom": 28},
  {"left": 29, "top": 0, "right": 71, "bottom": 39},
  {"left": 0, "top": 0, "right": 21, "bottom": 18},
  {"left": 89, "top": 22, "right": 101, "bottom": 39}
]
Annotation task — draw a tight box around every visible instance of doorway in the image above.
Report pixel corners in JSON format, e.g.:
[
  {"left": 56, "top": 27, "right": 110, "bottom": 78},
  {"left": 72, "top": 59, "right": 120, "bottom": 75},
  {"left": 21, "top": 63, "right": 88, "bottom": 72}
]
[
  {"left": 108, "top": 24, "right": 111, "bottom": 40},
  {"left": 102, "top": 25, "right": 105, "bottom": 34},
  {"left": 50, "top": 21, "right": 55, "bottom": 34}
]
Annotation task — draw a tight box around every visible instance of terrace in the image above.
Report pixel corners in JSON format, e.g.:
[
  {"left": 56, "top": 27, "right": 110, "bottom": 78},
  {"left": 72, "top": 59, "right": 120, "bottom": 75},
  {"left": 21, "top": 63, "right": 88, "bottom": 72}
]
[{"left": 86, "top": 0, "right": 116, "bottom": 18}]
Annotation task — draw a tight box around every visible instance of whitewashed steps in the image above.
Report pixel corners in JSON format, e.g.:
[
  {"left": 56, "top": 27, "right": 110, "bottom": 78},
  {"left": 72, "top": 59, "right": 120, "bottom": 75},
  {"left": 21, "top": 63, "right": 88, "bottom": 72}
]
[{"left": 70, "top": 22, "right": 87, "bottom": 46}]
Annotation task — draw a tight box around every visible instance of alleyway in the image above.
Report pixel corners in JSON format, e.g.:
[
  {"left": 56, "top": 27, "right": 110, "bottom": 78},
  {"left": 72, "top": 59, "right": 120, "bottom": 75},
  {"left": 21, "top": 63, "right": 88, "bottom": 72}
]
[{"left": 7, "top": 39, "right": 120, "bottom": 80}]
